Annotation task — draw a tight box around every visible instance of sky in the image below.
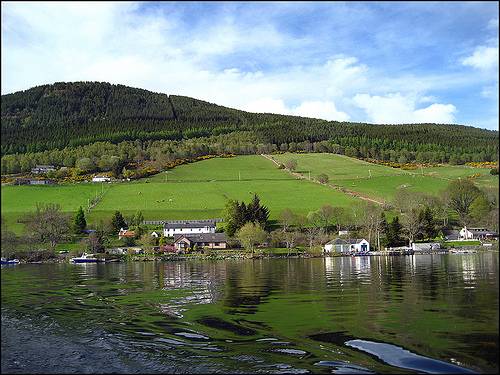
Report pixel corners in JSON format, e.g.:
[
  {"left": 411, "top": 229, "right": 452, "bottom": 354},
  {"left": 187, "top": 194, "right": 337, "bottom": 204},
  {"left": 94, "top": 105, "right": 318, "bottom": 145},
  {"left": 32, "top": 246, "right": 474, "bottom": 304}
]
[{"left": 1, "top": 1, "right": 498, "bottom": 130}]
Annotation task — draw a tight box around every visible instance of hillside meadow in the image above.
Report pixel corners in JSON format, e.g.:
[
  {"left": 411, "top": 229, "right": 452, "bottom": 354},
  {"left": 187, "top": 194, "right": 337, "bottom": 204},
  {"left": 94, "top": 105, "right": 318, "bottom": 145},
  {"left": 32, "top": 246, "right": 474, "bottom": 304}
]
[
  {"left": 2, "top": 154, "right": 497, "bottom": 234},
  {"left": 271, "top": 153, "right": 498, "bottom": 202},
  {"left": 1, "top": 155, "right": 358, "bottom": 233}
]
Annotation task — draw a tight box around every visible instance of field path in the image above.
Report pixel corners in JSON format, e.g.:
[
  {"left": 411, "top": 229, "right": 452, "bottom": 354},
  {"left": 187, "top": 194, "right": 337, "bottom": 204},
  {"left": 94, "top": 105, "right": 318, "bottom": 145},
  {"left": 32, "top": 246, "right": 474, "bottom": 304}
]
[{"left": 261, "top": 154, "right": 384, "bottom": 206}]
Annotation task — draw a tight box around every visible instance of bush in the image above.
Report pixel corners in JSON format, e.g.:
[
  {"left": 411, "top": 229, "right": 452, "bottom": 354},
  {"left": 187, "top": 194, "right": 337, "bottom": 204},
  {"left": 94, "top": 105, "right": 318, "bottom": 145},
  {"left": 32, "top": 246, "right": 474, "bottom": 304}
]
[
  {"left": 317, "top": 173, "right": 329, "bottom": 184},
  {"left": 490, "top": 168, "right": 498, "bottom": 175}
]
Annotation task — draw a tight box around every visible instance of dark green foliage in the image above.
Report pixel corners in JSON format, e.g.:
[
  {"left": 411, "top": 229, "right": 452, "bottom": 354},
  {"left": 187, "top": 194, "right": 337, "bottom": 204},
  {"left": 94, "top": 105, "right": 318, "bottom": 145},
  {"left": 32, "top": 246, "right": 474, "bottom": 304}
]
[
  {"left": 73, "top": 206, "right": 87, "bottom": 234},
  {"left": 1, "top": 82, "right": 498, "bottom": 165},
  {"left": 491, "top": 168, "right": 499, "bottom": 175},
  {"left": 111, "top": 211, "right": 127, "bottom": 233},
  {"left": 122, "top": 236, "right": 136, "bottom": 247},
  {"left": 418, "top": 207, "right": 437, "bottom": 240},
  {"left": 247, "top": 194, "right": 270, "bottom": 229},
  {"left": 386, "top": 216, "right": 404, "bottom": 247},
  {"left": 222, "top": 195, "right": 270, "bottom": 236}
]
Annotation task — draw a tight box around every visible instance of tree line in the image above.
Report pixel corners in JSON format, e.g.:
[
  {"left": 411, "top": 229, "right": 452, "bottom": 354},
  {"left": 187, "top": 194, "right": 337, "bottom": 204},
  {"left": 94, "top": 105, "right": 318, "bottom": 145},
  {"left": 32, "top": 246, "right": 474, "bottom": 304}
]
[
  {"left": 2, "top": 132, "right": 498, "bottom": 176},
  {"left": 2, "top": 82, "right": 498, "bottom": 164}
]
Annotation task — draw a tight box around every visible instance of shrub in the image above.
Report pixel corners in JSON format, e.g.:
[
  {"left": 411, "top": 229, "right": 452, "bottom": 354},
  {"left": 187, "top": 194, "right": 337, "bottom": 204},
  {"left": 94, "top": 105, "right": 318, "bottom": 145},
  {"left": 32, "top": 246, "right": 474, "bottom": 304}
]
[{"left": 317, "top": 173, "right": 329, "bottom": 184}]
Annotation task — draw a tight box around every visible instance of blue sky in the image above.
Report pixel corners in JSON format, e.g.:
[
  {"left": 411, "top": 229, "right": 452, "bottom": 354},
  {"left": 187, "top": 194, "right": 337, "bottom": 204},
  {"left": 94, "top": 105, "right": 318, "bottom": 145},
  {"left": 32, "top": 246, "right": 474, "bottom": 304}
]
[{"left": 1, "top": 1, "right": 498, "bottom": 129}]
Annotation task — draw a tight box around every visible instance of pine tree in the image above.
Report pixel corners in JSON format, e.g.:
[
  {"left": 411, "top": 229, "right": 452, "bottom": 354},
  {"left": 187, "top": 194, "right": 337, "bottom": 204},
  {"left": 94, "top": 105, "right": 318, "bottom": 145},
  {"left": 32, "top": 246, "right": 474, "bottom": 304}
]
[
  {"left": 236, "top": 202, "right": 248, "bottom": 228},
  {"left": 73, "top": 206, "right": 87, "bottom": 234},
  {"left": 419, "top": 207, "right": 436, "bottom": 240},
  {"left": 111, "top": 210, "right": 127, "bottom": 233},
  {"left": 379, "top": 212, "right": 389, "bottom": 248},
  {"left": 386, "top": 216, "right": 404, "bottom": 247},
  {"left": 257, "top": 204, "right": 270, "bottom": 229},
  {"left": 247, "top": 194, "right": 261, "bottom": 222}
]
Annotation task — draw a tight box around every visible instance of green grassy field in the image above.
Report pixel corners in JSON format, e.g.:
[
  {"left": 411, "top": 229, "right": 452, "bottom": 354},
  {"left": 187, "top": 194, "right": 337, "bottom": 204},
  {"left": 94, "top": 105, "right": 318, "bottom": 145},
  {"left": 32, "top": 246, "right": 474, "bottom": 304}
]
[
  {"left": 1, "top": 156, "right": 358, "bottom": 233},
  {"left": 1, "top": 184, "right": 106, "bottom": 233},
  {"left": 90, "top": 156, "right": 358, "bottom": 222},
  {"left": 272, "top": 153, "right": 498, "bottom": 202},
  {"left": 2, "top": 154, "right": 497, "bottom": 234}
]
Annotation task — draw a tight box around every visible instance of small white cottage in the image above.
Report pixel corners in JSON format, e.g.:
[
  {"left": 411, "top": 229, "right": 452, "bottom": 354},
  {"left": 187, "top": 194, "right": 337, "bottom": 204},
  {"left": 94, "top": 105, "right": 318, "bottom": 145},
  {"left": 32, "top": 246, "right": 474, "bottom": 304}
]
[{"left": 324, "top": 238, "right": 370, "bottom": 254}]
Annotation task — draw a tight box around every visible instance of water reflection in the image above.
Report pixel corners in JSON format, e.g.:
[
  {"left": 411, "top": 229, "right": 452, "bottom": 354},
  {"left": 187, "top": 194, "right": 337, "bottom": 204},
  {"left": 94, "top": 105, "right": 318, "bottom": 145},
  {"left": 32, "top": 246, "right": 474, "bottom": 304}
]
[
  {"left": 461, "top": 256, "right": 477, "bottom": 284},
  {"left": 1, "top": 254, "right": 498, "bottom": 374}
]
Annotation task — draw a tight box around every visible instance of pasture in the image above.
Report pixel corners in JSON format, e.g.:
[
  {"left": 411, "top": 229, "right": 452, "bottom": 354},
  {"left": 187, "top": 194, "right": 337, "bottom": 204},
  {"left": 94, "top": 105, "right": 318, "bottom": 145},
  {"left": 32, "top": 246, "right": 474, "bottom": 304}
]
[
  {"left": 2, "top": 154, "right": 497, "bottom": 234},
  {"left": 1, "top": 184, "right": 105, "bottom": 233},
  {"left": 1, "top": 156, "right": 359, "bottom": 233},
  {"left": 271, "top": 153, "right": 498, "bottom": 202}
]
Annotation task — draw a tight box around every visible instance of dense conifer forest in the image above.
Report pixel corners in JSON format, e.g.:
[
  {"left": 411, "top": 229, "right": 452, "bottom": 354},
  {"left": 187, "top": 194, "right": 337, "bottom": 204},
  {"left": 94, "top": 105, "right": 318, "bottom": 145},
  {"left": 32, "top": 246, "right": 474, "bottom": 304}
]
[{"left": 1, "top": 81, "right": 498, "bottom": 174}]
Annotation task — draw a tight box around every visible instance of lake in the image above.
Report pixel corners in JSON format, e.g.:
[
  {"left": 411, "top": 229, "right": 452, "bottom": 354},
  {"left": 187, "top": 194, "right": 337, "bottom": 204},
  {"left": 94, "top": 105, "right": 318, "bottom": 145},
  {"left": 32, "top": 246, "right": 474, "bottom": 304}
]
[{"left": 1, "top": 254, "right": 498, "bottom": 374}]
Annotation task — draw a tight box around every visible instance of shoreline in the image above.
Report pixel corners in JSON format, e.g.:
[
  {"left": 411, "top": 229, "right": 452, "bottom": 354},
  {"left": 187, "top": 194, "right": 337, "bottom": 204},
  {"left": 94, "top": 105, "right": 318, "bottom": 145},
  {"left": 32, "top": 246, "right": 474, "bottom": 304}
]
[{"left": 4, "top": 248, "right": 498, "bottom": 265}]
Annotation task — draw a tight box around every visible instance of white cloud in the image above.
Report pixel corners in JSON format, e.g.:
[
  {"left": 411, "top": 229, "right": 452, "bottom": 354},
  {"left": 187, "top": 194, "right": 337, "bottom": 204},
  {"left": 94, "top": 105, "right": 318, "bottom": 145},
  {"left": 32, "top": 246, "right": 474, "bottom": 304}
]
[
  {"left": 413, "top": 103, "right": 456, "bottom": 123},
  {"left": 244, "top": 98, "right": 290, "bottom": 115},
  {"left": 292, "top": 101, "right": 350, "bottom": 121},
  {"left": 2, "top": 2, "right": 491, "bottom": 127},
  {"left": 353, "top": 93, "right": 456, "bottom": 124},
  {"left": 243, "top": 98, "right": 350, "bottom": 121},
  {"left": 488, "top": 18, "right": 499, "bottom": 30},
  {"left": 462, "top": 46, "right": 499, "bottom": 70}
]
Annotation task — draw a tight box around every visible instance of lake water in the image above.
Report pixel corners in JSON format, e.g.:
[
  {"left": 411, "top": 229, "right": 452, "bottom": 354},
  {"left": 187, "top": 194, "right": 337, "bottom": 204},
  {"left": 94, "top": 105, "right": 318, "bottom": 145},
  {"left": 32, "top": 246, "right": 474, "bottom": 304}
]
[{"left": 1, "top": 254, "right": 498, "bottom": 374}]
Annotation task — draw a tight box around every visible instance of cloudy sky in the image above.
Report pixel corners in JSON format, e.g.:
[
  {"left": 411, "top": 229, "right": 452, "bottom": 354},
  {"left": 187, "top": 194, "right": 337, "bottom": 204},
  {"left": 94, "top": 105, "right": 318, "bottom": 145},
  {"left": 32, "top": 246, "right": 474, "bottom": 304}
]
[{"left": 1, "top": 1, "right": 498, "bottom": 129}]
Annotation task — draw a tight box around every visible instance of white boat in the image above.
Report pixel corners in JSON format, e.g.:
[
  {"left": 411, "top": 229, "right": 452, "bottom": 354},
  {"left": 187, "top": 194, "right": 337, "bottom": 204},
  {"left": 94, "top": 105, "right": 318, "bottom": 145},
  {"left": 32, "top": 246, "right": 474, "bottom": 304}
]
[
  {"left": 449, "top": 249, "right": 477, "bottom": 254},
  {"left": 1, "top": 257, "right": 20, "bottom": 265},
  {"left": 70, "top": 253, "right": 100, "bottom": 263}
]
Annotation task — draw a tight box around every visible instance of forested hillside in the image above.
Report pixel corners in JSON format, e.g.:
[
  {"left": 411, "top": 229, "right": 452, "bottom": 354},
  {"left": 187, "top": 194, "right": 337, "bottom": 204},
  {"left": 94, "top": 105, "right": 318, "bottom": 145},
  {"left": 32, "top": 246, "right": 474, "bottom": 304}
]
[{"left": 1, "top": 82, "right": 498, "bottom": 169}]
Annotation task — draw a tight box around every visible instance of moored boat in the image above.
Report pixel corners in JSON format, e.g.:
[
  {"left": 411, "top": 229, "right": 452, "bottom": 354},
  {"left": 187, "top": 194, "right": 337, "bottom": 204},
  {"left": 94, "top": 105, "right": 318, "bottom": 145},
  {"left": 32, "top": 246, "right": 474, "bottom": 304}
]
[
  {"left": 449, "top": 248, "right": 477, "bottom": 254},
  {"left": 1, "top": 258, "right": 20, "bottom": 265},
  {"left": 70, "top": 253, "right": 101, "bottom": 263}
]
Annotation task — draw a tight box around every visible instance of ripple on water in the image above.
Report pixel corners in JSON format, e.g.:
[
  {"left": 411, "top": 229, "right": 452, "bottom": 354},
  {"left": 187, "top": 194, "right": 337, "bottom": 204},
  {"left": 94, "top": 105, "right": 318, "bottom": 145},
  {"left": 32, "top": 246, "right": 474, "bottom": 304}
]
[
  {"left": 174, "top": 332, "right": 210, "bottom": 340},
  {"left": 314, "top": 360, "right": 375, "bottom": 374},
  {"left": 345, "top": 339, "right": 477, "bottom": 374},
  {"left": 271, "top": 348, "right": 308, "bottom": 356}
]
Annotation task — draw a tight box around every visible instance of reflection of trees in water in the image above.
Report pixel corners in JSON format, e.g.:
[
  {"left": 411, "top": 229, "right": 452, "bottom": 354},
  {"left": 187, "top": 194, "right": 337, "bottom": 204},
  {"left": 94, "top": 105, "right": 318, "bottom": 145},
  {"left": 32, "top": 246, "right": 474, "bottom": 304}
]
[{"left": 221, "top": 259, "right": 331, "bottom": 313}]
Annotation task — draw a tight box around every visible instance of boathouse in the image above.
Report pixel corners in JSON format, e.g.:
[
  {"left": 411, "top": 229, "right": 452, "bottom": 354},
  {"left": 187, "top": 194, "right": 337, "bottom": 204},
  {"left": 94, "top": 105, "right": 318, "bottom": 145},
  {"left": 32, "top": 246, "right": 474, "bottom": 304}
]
[{"left": 324, "top": 238, "right": 370, "bottom": 254}]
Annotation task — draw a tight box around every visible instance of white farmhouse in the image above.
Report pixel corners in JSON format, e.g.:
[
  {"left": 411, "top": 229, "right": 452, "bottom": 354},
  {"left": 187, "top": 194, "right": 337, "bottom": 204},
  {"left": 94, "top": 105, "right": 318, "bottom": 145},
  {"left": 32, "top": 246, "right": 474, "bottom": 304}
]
[
  {"left": 92, "top": 176, "right": 111, "bottom": 182},
  {"left": 163, "top": 219, "right": 216, "bottom": 237}
]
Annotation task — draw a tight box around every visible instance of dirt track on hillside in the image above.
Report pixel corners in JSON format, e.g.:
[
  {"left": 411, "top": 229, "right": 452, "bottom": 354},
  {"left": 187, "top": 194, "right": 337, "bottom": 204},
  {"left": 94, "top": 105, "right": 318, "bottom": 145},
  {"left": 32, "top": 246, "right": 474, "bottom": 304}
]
[{"left": 261, "top": 154, "right": 384, "bottom": 206}]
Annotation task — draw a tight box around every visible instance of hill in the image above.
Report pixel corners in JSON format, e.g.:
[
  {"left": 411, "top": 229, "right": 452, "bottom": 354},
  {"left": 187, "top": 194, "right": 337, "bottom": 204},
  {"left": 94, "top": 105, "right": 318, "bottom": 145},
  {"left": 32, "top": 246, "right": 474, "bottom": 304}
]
[{"left": 1, "top": 82, "right": 498, "bottom": 165}]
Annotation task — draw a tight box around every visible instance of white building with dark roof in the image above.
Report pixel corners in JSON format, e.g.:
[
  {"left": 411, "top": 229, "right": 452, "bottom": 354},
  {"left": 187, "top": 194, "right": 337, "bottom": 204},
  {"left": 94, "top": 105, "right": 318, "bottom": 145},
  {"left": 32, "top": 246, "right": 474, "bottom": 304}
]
[
  {"left": 163, "top": 219, "right": 217, "bottom": 237},
  {"left": 324, "top": 238, "right": 370, "bottom": 254},
  {"left": 459, "top": 227, "right": 498, "bottom": 240}
]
